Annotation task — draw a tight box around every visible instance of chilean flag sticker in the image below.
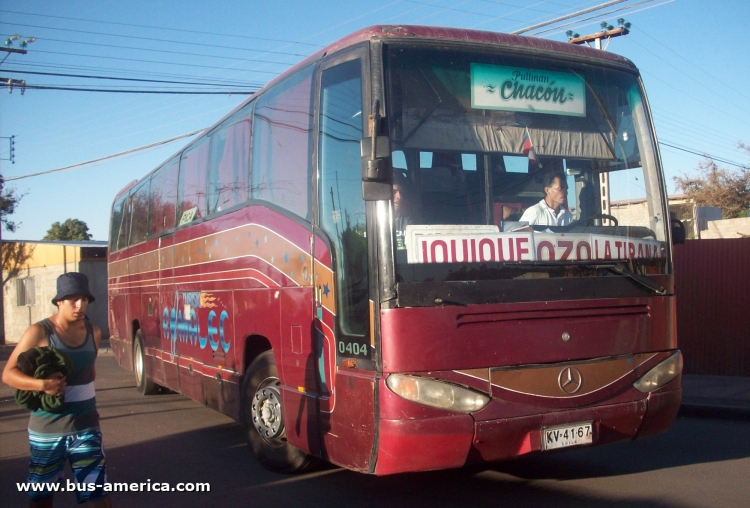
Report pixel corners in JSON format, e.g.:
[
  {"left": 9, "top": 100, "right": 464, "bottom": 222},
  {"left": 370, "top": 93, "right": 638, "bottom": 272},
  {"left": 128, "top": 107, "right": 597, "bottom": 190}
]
[{"left": 522, "top": 126, "right": 542, "bottom": 168}]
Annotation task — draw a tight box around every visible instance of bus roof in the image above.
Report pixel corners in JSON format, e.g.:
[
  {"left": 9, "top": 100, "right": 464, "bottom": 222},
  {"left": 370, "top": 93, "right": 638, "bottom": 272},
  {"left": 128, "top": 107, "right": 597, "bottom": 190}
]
[{"left": 278, "top": 25, "right": 635, "bottom": 87}]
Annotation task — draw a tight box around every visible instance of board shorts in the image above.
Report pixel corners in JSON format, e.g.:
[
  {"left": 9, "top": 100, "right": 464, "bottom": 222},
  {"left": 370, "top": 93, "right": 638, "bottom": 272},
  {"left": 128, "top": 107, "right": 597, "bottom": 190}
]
[{"left": 27, "top": 428, "right": 108, "bottom": 503}]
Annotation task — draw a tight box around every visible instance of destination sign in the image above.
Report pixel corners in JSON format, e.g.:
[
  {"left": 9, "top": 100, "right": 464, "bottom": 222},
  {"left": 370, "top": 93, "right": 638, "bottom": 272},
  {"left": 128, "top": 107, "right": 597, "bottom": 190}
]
[
  {"left": 405, "top": 230, "right": 663, "bottom": 264},
  {"left": 471, "top": 63, "right": 586, "bottom": 117}
]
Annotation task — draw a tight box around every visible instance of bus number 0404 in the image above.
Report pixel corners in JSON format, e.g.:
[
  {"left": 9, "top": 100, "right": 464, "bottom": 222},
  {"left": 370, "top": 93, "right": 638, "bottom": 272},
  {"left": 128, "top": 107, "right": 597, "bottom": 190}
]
[{"left": 338, "top": 341, "right": 368, "bottom": 356}]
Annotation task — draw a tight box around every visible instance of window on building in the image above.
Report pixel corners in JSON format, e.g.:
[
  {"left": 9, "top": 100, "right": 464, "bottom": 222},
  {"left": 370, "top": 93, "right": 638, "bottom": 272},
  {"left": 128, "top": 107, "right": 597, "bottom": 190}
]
[
  {"left": 81, "top": 247, "right": 107, "bottom": 260},
  {"left": 16, "top": 277, "right": 35, "bottom": 306}
]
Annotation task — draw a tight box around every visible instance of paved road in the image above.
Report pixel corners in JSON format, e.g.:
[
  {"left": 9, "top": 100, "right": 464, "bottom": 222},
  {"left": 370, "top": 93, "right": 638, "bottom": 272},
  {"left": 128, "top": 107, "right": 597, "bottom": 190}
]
[{"left": 1, "top": 354, "right": 749, "bottom": 508}]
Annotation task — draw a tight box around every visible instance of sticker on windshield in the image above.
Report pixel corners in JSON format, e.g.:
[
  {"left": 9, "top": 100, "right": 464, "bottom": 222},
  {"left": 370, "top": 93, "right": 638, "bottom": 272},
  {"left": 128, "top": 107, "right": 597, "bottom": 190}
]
[{"left": 471, "top": 63, "right": 586, "bottom": 117}]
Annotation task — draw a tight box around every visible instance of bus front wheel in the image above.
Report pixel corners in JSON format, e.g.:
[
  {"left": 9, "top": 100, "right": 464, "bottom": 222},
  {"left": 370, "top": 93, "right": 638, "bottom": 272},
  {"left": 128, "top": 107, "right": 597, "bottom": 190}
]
[
  {"left": 134, "top": 331, "right": 159, "bottom": 395},
  {"left": 240, "top": 350, "right": 314, "bottom": 473}
]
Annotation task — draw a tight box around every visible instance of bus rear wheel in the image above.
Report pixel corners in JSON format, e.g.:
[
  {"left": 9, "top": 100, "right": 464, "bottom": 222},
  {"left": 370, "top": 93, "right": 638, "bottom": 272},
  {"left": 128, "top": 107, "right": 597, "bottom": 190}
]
[
  {"left": 134, "top": 331, "right": 159, "bottom": 395},
  {"left": 240, "top": 350, "right": 315, "bottom": 473}
]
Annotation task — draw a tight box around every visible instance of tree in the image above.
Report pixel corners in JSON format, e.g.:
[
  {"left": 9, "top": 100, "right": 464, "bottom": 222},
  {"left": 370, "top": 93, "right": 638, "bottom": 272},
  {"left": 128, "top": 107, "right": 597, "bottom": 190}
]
[
  {"left": 0, "top": 175, "right": 24, "bottom": 234},
  {"left": 0, "top": 175, "right": 27, "bottom": 345},
  {"left": 2, "top": 241, "right": 35, "bottom": 285},
  {"left": 673, "top": 143, "right": 750, "bottom": 219},
  {"left": 43, "top": 218, "right": 92, "bottom": 241}
]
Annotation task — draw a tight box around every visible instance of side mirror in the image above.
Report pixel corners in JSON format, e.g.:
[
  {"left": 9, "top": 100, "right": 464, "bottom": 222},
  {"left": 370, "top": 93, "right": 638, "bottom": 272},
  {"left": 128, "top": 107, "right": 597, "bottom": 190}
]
[
  {"left": 360, "top": 136, "right": 391, "bottom": 180},
  {"left": 671, "top": 218, "right": 686, "bottom": 245},
  {"left": 361, "top": 99, "right": 392, "bottom": 201}
]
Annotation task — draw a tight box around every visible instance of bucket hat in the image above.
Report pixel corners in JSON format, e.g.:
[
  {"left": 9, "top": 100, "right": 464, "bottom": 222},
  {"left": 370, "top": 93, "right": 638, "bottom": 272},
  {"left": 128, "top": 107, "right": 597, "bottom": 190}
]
[{"left": 51, "top": 272, "right": 96, "bottom": 305}]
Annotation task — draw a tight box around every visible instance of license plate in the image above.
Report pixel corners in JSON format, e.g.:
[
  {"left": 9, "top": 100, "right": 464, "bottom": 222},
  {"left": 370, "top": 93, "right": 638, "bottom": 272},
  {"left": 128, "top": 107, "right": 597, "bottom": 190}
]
[{"left": 542, "top": 422, "right": 593, "bottom": 451}]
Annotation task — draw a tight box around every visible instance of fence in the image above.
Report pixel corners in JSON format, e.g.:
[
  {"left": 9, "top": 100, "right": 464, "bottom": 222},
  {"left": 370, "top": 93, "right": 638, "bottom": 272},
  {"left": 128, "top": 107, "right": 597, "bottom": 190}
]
[{"left": 673, "top": 238, "right": 750, "bottom": 376}]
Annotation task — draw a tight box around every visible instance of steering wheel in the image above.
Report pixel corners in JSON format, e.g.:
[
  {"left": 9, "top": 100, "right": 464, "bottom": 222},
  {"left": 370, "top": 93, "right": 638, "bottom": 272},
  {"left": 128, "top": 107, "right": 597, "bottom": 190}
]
[{"left": 566, "top": 213, "right": 619, "bottom": 228}]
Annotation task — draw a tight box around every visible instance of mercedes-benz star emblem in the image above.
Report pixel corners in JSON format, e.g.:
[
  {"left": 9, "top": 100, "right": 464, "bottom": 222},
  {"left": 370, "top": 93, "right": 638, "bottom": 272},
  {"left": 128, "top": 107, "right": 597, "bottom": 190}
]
[{"left": 558, "top": 367, "right": 583, "bottom": 394}]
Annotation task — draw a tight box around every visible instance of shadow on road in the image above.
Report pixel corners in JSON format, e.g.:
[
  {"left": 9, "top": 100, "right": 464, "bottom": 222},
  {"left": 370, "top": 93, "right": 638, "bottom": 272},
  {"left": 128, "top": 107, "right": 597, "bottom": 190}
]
[
  {"left": 2, "top": 355, "right": 748, "bottom": 507},
  {"left": 4, "top": 414, "right": 747, "bottom": 508}
]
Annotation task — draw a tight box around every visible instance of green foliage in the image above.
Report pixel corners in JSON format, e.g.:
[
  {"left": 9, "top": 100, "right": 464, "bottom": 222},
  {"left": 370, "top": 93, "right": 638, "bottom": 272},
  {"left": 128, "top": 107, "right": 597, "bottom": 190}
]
[
  {"left": 43, "top": 218, "right": 92, "bottom": 241},
  {"left": 673, "top": 143, "right": 750, "bottom": 219},
  {"left": 0, "top": 175, "right": 25, "bottom": 233}
]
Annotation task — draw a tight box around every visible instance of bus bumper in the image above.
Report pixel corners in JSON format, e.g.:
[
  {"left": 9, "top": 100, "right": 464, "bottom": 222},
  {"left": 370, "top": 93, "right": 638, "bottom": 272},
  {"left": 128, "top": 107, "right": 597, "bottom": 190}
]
[
  {"left": 374, "top": 414, "right": 476, "bottom": 475},
  {"left": 374, "top": 388, "right": 681, "bottom": 475}
]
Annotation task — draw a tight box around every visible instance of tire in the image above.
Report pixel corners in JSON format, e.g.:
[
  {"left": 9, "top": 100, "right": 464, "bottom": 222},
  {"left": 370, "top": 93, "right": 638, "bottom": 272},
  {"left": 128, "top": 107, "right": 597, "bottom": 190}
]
[
  {"left": 134, "top": 331, "right": 159, "bottom": 395},
  {"left": 240, "top": 350, "right": 315, "bottom": 473}
]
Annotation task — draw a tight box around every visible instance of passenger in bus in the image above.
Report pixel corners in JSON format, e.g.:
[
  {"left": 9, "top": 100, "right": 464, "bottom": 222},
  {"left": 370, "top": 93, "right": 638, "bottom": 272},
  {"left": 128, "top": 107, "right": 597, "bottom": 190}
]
[
  {"left": 393, "top": 171, "right": 417, "bottom": 251},
  {"left": 519, "top": 171, "right": 573, "bottom": 226},
  {"left": 2, "top": 272, "right": 111, "bottom": 507}
]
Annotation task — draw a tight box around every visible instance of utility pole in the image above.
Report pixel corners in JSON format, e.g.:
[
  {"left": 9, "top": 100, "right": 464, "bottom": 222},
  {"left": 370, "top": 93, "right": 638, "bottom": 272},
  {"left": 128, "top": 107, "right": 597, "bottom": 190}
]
[
  {"left": 0, "top": 174, "right": 5, "bottom": 345},
  {"left": 0, "top": 35, "right": 34, "bottom": 345},
  {"left": 566, "top": 19, "right": 631, "bottom": 51},
  {"left": 511, "top": 0, "right": 627, "bottom": 35},
  {"left": 565, "top": 19, "right": 631, "bottom": 227}
]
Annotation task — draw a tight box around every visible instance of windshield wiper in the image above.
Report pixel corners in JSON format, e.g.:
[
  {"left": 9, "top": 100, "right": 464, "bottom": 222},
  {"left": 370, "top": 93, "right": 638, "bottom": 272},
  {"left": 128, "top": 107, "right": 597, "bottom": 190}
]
[{"left": 589, "top": 264, "right": 666, "bottom": 295}]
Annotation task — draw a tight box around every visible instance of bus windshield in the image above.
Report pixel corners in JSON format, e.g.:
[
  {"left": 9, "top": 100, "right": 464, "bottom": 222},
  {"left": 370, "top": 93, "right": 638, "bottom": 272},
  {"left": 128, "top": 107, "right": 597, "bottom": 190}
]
[{"left": 385, "top": 45, "right": 669, "bottom": 284}]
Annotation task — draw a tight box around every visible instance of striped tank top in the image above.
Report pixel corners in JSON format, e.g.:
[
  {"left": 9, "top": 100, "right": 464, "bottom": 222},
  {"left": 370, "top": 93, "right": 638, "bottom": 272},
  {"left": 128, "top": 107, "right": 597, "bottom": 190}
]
[{"left": 28, "top": 318, "right": 100, "bottom": 435}]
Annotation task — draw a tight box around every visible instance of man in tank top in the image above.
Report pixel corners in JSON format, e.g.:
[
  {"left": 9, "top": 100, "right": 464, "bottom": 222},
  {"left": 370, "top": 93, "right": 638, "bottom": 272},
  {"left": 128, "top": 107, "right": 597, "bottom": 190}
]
[{"left": 2, "top": 272, "right": 112, "bottom": 507}]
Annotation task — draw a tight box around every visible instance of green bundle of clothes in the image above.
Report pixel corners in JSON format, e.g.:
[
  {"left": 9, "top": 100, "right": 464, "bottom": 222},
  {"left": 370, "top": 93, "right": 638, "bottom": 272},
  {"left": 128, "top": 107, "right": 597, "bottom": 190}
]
[{"left": 14, "top": 346, "right": 73, "bottom": 412}]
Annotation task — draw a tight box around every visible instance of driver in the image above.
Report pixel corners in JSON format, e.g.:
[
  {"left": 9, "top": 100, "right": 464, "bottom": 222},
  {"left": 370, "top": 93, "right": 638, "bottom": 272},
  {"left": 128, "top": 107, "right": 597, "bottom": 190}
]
[{"left": 520, "top": 171, "right": 573, "bottom": 226}]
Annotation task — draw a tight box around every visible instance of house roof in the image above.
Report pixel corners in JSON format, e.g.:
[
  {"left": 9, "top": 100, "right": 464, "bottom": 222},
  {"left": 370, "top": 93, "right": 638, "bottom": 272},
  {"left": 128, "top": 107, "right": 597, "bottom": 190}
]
[{"left": 2, "top": 240, "right": 107, "bottom": 247}]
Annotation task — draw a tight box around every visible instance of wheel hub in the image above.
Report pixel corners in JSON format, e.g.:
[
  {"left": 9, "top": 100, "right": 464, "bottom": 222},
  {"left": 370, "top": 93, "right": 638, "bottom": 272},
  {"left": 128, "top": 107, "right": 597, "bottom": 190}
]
[{"left": 252, "top": 383, "right": 284, "bottom": 439}]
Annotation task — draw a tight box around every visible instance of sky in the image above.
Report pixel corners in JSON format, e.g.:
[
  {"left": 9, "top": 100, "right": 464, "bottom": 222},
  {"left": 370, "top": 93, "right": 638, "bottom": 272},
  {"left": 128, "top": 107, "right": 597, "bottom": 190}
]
[{"left": 1, "top": 0, "right": 748, "bottom": 242}]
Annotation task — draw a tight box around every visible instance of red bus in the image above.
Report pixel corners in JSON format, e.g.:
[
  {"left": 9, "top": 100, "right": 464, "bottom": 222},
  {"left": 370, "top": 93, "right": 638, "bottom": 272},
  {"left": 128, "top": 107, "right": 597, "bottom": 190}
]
[{"left": 108, "top": 25, "right": 684, "bottom": 475}]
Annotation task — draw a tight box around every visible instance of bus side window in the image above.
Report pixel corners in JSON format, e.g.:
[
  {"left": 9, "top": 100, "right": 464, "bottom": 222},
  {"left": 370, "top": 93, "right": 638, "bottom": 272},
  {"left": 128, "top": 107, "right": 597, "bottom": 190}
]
[
  {"left": 208, "top": 118, "right": 251, "bottom": 214},
  {"left": 178, "top": 138, "right": 210, "bottom": 225},
  {"left": 110, "top": 193, "right": 129, "bottom": 251},
  {"left": 129, "top": 179, "right": 151, "bottom": 245},
  {"left": 252, "top": 66, "right": 314, "bottom": 220},
  {"left": 149, "top": 157, "right": 179, "bottom": 236}
]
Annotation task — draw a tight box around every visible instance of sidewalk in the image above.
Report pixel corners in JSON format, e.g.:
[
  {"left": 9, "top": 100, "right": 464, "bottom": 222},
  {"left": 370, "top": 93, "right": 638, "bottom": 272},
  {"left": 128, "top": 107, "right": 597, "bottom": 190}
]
[
  {"left": 679, "top": 374, "right": 750, "bottom": 419},
  {"left": 0, "top": 343, "right": 748, "bottom": 417}
]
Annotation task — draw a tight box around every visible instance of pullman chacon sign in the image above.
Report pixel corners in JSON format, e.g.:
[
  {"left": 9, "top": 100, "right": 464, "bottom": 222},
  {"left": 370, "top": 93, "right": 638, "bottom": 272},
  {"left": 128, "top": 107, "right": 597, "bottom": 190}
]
[
  {"left": 471, "top": 63, "right": 586, "bottom": 117},
  {"left": 405, "top": 230, "right": 664, "bottom": 264}
]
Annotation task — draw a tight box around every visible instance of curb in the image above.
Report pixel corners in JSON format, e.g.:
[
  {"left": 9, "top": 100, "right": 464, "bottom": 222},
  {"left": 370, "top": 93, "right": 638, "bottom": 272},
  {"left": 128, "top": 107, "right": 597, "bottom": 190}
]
[{"left": 679, "top": 404, "right": 750, "bottom": 421}]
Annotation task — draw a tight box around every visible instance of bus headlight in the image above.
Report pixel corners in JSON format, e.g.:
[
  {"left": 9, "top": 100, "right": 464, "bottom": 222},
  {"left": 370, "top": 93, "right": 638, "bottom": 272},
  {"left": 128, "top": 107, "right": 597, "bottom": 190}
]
[
  {"left": 634, "top": 351, "right": 683, "bottom": 393},
  {"left": 386, "top": 374, "right": 490, "bottom": 413}
]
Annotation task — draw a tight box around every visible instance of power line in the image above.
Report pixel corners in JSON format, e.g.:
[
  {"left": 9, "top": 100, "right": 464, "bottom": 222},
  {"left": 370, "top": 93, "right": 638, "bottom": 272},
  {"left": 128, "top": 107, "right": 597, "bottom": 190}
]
[
  {"left": 3, "top": 35, "right": 310, "bottom": 67},
  {"left": 530, "top": 0, "right": 675, "bottom": 38},
  {"left": 7, "top": 60, "right": 264, "bottom": 86},
  {"left": 473, "top": 0, "right": 565, "bottom": 15},
  {"left": 1, "top": 68, "right": 265, "bottom": 88},
  {"left": 512, "top": 0, "right": 629, "bottom": 34},
  {"left": 31, "top": 48, "right": 296, "bottom": 69},
  {"left": 631, "top": 25, "right": 750, "bottom": 103},
  {"left": 0, "top": 9, "right": 325, "bottom": 47},
  {"left": 659, "top": 141, "right": 749, "bottom": 170},
  {"left": 402, "top": 0, "right": 529, "bottom": 21},
  {"left": 625, "top": 34, "right": 750, "bottom": 117},
  {"left": 5, "top": 130, "right": 205, "bottom": 181},
  {"left": 640, "top": 68, "right": 748, "bottom": 127},
  {"left": 21, "top": 84, "right": 257, "bottom": 94},
  {"left": 0, "top": 22, "right": 314, "bottom": 57}
]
